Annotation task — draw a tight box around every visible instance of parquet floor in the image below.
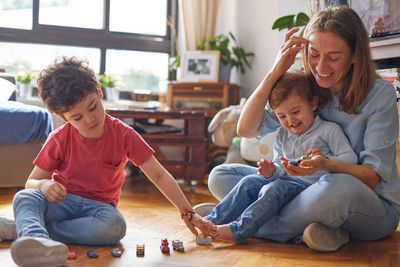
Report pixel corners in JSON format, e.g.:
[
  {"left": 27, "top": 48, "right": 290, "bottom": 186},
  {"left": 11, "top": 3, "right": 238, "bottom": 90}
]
[{"left": 1, "top": 175, "right": 400, "bottom": 267}]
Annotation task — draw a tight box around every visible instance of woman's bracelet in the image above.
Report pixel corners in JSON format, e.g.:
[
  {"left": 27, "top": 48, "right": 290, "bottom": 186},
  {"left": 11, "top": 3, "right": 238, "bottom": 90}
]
[{"left": 180, "top": 208, "right": 196, "bottom": 221}]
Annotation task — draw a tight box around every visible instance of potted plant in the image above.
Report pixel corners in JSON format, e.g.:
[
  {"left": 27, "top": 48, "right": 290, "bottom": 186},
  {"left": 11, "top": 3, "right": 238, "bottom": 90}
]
[
  {"left": 99, "top": 74, "right": 118, "bottom": 102},
  {"left": 272, "top": 12, "right": 310, "bottom": 36},
  {"left": 17, "top": 70, "right": 37, "bottom": 98},
  {"left": 169, "top": 32, "right": 254, "bottom": 82}
]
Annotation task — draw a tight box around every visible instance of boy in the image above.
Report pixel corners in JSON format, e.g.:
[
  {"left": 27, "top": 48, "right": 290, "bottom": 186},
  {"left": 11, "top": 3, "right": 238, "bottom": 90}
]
[
  {"left": 201, "top": 71, "right": 358, "bottom": 244},
  {"left": 5, "top": 57, "right": 210, "bottom": 266}
]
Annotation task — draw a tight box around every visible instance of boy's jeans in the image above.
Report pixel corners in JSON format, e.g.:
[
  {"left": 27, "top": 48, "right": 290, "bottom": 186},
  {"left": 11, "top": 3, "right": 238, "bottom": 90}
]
[
  {"left": 208, "top": 164, "right": 399, "bottom": 242},
  {"left": 13, "top": 189, "right": 126, "bottom": 246},
  {"left": 206, "top": 175, "right": 308, "bottom": 243}
]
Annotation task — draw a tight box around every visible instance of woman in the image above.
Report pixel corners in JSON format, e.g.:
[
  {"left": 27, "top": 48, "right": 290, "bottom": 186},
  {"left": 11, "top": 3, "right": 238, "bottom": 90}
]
[{"left": 204, "top": 6, "right": 400, "bottom": 252}]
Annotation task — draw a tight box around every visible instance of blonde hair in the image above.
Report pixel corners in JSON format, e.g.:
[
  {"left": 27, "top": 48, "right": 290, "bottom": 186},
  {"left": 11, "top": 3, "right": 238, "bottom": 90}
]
[{"left": 302, "top": 6, "right": 377, "bottom": 114}]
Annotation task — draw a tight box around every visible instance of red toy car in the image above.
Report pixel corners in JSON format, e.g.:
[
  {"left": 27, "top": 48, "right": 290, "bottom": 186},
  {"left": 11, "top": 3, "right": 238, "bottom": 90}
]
[{"left": 160, "top": 238, "right": 170, "bottom": 253}]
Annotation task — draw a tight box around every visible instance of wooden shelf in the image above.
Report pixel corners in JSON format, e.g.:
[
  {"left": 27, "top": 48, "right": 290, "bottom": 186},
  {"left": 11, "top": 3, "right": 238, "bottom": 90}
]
[
  {"left": 370, "top": 36, "right": 400, "bottom": 60},
  {"left": 106, "top": 109, "right": 207, "bottom": 185}
]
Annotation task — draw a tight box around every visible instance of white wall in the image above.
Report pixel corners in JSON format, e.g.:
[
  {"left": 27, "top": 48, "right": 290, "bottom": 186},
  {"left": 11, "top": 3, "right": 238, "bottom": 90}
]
[{"left": 215, "top": 0, "right": 307, "bottom": 98}]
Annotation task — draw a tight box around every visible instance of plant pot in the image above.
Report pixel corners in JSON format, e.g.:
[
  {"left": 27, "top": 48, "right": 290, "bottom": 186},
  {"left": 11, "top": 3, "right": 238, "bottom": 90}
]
[
  {"left": 106, "top": 87, "right": 119, "bottom": 102},
  {"left": 219, "top": 63, "right": 232, "bottom": 82},
  {"left": 19, "top": 83, "right": 32, "bottom": 98}
]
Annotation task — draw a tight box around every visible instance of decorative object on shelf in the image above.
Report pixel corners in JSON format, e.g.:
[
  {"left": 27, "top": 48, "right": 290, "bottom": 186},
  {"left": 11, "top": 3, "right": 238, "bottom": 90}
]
[
  {"left": 99, "top": 74, "right": 118, "bottom": 102},
  {"left": 169, "top": 32, "right": 254, "bottom": 82},
  {"left": 180, "top": 50, "right": 220, "bottom": 82},
  {"left": 371, "top": 17, "right": 386, "bottom": 38},
  {"left": 17, "top": 70, "right": 37, "bottom": 98},
  {"left": 167, "top": 82, "right": 240, "bottom": 118}
]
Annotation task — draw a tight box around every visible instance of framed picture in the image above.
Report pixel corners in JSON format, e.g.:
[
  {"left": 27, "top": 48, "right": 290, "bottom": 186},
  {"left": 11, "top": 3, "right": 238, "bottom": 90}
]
[{"left": 180, "top": 50, "right": 220, "bottom": 82}]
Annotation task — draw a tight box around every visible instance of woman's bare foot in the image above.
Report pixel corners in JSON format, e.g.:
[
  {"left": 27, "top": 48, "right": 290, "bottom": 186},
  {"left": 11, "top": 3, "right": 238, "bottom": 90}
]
[
  {"left": 213, "top": 224, "right": 236, "bottom": 242},
  {"left": 197, "top": 217, "right": 217, "bottom": 237}
]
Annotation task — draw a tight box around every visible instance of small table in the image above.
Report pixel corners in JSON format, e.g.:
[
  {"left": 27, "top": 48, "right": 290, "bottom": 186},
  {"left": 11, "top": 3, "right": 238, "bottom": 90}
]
[{"left": 106, "top": 109, "right": 207, "bottom": 190}]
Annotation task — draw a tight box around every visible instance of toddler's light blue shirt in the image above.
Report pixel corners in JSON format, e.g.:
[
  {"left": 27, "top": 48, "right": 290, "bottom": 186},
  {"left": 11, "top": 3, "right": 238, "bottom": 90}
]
[{"left": 260, "top": 79, "right": 400, "bottom": 210}]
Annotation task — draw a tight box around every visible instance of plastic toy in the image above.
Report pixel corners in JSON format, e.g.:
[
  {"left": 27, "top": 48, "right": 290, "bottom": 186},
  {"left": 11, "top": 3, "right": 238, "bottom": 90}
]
[
  {"left": 136, "top": 244, "right": 145, "bottom": 257},
  {"left": 160, "top": 238, "right": 170, "bottom": 253},
  {"left": 86, "top": 250, "right": 98, "bottom": 258},
  {"left": 196, "top": 235, "right": 212, "bottom": 245},
  {"left": 111, "top": 247, "right": 122, "bottom": 257},
  {"left": 68, "top": 250, "right": 77, "bottom": 260},
  {"left": 289, "top": 154, "right": 313, "bottom": 166},
  {"left": 172, "top": 240, "right": 184, "bottom": 252}
]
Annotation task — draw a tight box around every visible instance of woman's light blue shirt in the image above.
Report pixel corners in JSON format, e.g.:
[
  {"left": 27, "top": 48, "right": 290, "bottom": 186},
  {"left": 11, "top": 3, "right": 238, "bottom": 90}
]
[{"left": 260, "top": 79, "right": 400, "bottom": 210}]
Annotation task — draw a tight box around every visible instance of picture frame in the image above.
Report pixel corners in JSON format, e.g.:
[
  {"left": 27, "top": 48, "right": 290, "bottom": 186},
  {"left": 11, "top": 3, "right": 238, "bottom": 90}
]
[{"left": 179, "top": 50, "right": 220, "bottom": 82}]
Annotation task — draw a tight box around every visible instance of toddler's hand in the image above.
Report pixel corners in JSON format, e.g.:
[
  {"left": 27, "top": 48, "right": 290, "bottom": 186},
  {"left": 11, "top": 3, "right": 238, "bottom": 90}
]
[
  {"left": 257, "top": 158, "right": 275, "bottom": 178},
  {"left": 40, "top": 180, "right": 67, "bottom": 203}
]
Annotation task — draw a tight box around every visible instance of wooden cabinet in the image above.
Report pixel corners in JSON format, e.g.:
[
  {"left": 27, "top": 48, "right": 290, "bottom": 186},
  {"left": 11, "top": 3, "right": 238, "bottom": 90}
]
[
  {"left": 167, "top": 82, "right": 240, "bottom": 118},
  {"left": 106, "top": 109, "right": 207, "bottom": 190}
]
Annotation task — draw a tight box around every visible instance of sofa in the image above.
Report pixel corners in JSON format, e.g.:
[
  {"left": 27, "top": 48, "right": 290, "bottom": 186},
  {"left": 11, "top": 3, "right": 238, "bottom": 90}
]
[{"left": 0, "top": 74, "right": 53, "bottom": 188}]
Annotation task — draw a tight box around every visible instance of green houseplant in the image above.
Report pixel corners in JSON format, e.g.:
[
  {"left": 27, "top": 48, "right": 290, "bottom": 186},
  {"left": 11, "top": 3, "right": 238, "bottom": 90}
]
[
  {"left": 17, "top": 70, "right": 37, "bottom": 84},
  {"left": 272, "top": 12, "right": 310, "bottom": 36},
  {"left": 99, "top": 74, "right": 116, "bottom": 89},
  {"left": 17, "top": 70, "right": 37, "bottom": 98},
  {"left": 99, "top": 74, "right": 118, "bottom": 101},
  {"left": 169, "top": 32, "right": 254, "bottom": 81}
]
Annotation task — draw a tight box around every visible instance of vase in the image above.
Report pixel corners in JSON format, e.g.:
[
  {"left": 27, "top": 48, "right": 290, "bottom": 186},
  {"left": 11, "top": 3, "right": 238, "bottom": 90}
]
[
  {"left": 218, "top": 63, "right": 232, "bottom": 82},
  {"left": 19, "top": 83, "right": 32, "bottom": 98},
  {"left": 106, "top": 87, "right": 119, "bottom": 102}
]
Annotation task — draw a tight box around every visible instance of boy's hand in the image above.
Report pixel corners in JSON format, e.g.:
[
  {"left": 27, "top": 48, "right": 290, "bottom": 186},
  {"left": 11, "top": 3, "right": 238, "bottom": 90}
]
[
  {"left": 40, "top": 180, "right": 67, "bottom": 203},
  {"left": 182, "top": 213, "right": 216, "bottom": 237},
  {"left": 257, "top": 158, "right": 275, "bottom": 178}
]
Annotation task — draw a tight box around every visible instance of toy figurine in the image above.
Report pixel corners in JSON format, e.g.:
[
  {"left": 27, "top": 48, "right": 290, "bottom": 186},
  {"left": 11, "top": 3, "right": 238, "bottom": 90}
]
[
  {"left": 172, "top": 240, "right": 184, "bottom": 252},
  {"left": 160, "top": 238, "right": 170, "bottom": 253},
  {"left": 289, "top": 154, "right": 313, "bottom": 166},
  {"left": 136, "top": 244, "right": 145, "bottom": 257}
]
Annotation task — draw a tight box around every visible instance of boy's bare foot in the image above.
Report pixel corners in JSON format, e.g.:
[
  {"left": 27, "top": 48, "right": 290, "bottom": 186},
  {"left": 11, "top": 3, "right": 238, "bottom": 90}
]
[{"left": 213, "top": 224, "right": 236, "bottom": 242}]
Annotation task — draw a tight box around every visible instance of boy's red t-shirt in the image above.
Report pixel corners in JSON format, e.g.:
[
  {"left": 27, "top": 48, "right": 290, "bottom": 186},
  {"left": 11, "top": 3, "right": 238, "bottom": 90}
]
[{"left": 34, "top": 114, "right": 154, "bottom": 206}]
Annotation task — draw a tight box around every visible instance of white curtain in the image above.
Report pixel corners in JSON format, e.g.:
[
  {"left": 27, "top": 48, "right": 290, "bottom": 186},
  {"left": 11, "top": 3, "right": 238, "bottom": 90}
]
[{"left": 180, "top": 0, "right": 221, "bottom": 51}]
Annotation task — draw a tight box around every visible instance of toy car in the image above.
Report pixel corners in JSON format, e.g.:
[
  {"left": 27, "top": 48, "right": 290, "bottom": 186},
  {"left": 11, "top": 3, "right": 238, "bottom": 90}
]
[
  {"left": 68, "top": 250, "right": 77, "bottom": 260},
  {"left": 111, "top": 247, "right": 122, "bottom": 257},
  {"left": 160, "top": 238, "right": 170, "bottom": 253},
  {"left": 172, "top": 239, "right": 184, "bottom": 252},
  {"left": 86, "top": 250, "right": 98, "bottom": 258},
  {"left": 196, "top": 234, "right": 212, "bottom": 245},
  {"left": 136, "top": 244, "right": 145, "bottom": 257},
  {"left": 289, "top": 154, "right": 313, "bottom": 166}
]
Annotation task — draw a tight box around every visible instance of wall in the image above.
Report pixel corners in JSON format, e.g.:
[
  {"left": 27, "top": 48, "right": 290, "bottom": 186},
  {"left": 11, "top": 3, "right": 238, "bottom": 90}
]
[{"left": 215, "top": 0, "right": 307, "bottom": 98}]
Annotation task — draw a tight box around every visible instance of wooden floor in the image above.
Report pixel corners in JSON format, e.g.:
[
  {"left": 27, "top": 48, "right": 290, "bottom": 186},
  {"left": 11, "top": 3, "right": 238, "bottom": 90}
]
[{"left": 1, "top": 176, "right": 400, "bottom": 267}]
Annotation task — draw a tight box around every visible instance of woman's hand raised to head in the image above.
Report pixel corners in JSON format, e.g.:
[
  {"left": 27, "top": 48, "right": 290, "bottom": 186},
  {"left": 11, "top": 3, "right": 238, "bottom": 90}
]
[{"left": 271, "top": 28, "right": 308, "bottom": 77}]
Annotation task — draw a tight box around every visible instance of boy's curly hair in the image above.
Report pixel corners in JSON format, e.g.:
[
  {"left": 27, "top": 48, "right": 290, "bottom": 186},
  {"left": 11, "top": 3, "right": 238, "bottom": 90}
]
[{"left": 37, "top": 56, "right": 99, "bottom": 115}]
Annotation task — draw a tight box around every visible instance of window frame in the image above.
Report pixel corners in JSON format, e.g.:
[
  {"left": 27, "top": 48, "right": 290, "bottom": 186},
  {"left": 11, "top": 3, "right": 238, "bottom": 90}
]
[{"left": 0, "top": 0, "right": 177, "bottom": 81}]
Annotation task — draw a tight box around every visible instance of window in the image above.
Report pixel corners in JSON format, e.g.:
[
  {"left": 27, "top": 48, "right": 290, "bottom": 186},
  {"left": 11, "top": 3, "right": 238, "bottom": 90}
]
[
  {"left": 0, "top": 0, "right": 177, "bottom": 94},
  {"left": 0, "top": 0, "right": 33, "bottom": 29}
]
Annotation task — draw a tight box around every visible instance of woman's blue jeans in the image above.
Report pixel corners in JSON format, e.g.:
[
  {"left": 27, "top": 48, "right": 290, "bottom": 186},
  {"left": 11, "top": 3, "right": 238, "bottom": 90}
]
[
  {"left": 208, "top": 163, "right": 399, "bottom": 242},
  {"left": 206, "top": 175, "right": 308, "bottom": 243},
  {"left": 13, "top": 189, "right": 126, "bottom": 245}
]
